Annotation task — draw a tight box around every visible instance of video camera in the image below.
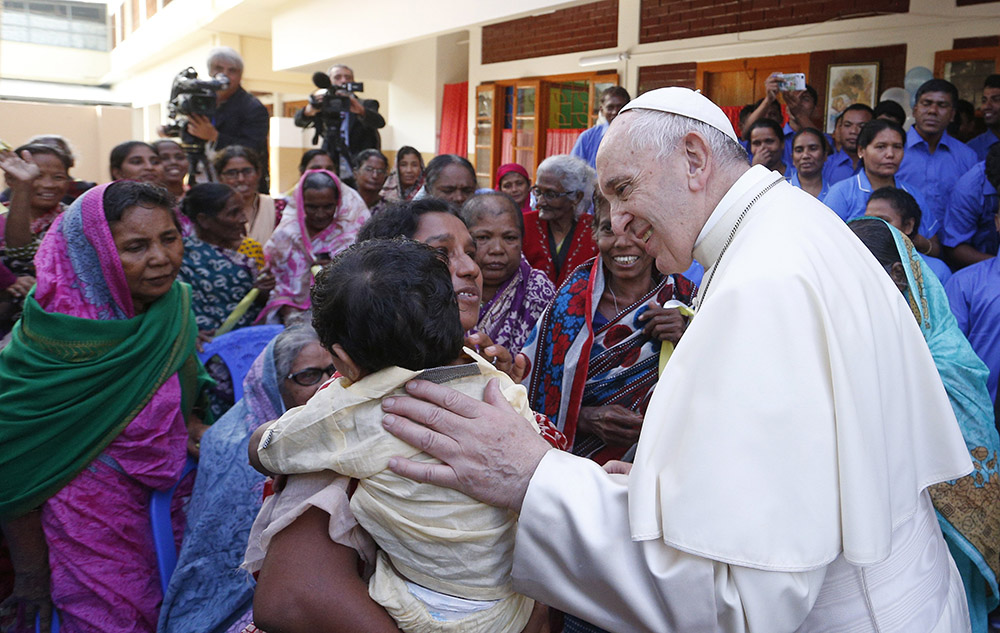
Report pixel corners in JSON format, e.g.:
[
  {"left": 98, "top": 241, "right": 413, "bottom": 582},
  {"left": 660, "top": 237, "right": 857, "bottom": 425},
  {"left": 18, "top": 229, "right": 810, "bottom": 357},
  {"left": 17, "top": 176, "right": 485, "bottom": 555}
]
[
  {"left": 162, "top": 67, "right": 229, "bottom": 146},
  {"left": 310, "top": 71, "right": 363, "bottom": 118},
  {"left": 162, "top": 67, "right": 230, "bottom": 182}
]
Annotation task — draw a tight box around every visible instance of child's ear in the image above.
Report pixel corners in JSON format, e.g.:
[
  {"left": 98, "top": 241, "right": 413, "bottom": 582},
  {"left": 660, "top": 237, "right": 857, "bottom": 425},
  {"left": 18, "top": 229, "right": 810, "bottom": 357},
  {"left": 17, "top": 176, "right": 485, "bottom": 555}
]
[{"left": 330, "top": 344, "right": 365, "bottom": 382}]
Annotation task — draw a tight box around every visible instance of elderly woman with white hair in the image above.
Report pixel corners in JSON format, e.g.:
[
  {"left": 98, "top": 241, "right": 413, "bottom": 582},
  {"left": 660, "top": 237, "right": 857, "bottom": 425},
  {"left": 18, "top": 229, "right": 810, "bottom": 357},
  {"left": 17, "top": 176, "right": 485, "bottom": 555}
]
[{"left": 522, "top": 154, "right": 598, "bottom": 286}]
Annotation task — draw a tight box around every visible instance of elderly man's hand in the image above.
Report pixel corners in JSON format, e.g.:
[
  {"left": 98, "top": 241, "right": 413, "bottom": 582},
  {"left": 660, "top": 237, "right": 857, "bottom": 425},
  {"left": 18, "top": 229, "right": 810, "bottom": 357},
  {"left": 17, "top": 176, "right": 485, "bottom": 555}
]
[
  {"left": 381, "top": 378, "right": 552, "bottom": 513},
  {"left": 186, "top": 114, "right": 219, "bottom": 143}
]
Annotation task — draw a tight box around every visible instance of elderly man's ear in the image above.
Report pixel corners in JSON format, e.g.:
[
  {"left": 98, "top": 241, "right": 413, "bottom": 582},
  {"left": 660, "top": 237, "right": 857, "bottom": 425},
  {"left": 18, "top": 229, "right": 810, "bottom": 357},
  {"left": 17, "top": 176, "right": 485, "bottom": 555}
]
[{"left": 682, "top": 131, "right": 711, "bottom": 191}]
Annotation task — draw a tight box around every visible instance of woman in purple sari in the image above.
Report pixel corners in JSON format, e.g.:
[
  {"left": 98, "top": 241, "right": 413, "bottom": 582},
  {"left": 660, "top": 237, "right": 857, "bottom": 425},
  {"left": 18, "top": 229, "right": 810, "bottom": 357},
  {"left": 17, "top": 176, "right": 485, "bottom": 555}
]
[
  {"left": 461, "top": 192, "right": 555, "bottom": 355},
  {"left": 0, "top": 181, "right": 211, "bottom": 632}
]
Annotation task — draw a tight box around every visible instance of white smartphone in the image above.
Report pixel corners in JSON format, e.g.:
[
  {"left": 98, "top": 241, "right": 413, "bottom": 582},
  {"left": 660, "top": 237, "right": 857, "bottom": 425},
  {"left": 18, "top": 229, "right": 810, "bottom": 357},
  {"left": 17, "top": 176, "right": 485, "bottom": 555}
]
[{"left": 776, "top": 73, "right": 806, "bottom": 92}]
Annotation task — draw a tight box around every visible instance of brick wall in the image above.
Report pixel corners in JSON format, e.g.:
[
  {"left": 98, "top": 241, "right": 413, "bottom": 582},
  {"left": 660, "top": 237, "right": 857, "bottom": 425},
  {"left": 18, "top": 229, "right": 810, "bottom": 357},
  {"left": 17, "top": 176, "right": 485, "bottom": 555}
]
[
  {"left": 637, "top": 62, "right": 697, "bottom": 94},
  {"left": 639, "top": 0, "right": 909, "bottom": 44},
  {"left": 481, "top": 0, "right": 618, "bottom": 64}
]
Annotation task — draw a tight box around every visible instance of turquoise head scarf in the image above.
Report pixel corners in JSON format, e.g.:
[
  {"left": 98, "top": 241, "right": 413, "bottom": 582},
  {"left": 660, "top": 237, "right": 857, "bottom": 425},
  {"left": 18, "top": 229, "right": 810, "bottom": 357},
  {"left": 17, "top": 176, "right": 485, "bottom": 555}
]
[{"left": 850, "top": 217, "right": 1000, "bottom": 627}]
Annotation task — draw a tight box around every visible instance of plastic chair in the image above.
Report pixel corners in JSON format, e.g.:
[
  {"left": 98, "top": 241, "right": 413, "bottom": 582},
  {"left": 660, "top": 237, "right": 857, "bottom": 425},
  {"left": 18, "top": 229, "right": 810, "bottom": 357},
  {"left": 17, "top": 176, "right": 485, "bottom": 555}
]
[
  {"left": 197, "top": 325, "right": 284, "bottom": 402},
  {"left": 149, "top": 456, "right": 197, "bottom": 594}
]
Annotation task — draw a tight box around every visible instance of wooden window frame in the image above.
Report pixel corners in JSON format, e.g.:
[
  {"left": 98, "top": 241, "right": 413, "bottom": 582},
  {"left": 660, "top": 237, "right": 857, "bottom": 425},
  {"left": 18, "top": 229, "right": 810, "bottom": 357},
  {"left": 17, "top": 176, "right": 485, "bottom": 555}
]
[{"left": 475, "top": 70, "right": 618, "bottom": 184}]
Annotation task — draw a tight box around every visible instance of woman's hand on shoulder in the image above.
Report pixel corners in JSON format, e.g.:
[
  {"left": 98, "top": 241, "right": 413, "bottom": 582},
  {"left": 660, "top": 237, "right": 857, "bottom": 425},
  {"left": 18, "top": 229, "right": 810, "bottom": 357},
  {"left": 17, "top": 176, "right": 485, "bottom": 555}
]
[
  {"left": 577, "top": 405, "right": 642, "bottom": 447},
  {"left": 638, "top": 302, "right": 687, "bottom": 343}
]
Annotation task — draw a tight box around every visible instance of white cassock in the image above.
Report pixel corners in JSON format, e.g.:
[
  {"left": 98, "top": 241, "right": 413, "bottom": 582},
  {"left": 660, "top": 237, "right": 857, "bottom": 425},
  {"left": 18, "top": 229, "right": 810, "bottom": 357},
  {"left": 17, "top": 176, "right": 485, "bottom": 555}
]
[{"left": 511, "top": 165, "right": 974, "bottom": 632}]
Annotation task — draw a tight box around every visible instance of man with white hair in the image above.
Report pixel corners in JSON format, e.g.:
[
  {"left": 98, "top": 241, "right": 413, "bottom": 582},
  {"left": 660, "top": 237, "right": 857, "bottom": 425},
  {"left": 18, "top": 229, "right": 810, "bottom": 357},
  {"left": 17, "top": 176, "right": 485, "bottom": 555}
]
[
  {"left": 185, "top": 46, "right": 270, "bottom": 188},
  {"left": 377, "top": 88, "right": 974, "bottom": 631}
]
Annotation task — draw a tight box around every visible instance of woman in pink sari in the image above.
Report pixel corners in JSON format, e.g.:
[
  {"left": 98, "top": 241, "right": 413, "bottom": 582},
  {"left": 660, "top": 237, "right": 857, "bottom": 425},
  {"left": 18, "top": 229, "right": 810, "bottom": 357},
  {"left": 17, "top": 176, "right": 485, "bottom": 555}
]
[
  {"left": 259, "top": 170, "right": 370, "bottom": 323},
  {"left": 0, "top": 181, "right": 211, "bottom": 633}
]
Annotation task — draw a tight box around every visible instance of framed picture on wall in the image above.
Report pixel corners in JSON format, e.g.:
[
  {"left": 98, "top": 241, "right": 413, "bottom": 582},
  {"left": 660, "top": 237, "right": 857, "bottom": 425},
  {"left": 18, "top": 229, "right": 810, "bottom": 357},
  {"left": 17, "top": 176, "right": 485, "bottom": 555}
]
[{"left": 825, "top": 63, "right": 880, "bottom": 133}]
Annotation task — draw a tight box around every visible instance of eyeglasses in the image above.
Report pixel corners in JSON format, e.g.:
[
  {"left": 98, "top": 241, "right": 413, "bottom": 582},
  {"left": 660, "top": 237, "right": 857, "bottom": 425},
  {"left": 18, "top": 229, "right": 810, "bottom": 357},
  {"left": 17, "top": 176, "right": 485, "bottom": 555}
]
[
  {"left": 220, "top": 167, "right": 257, "bottom": 179},
  {"left": 360, "top": 166, "right": 387, "bottom": 175},
  {"left": 285, "top": 364, "right": 336, "bottom": 386},
  {"left": 530, "top": 186, "right": 576, "bottom": 202}
]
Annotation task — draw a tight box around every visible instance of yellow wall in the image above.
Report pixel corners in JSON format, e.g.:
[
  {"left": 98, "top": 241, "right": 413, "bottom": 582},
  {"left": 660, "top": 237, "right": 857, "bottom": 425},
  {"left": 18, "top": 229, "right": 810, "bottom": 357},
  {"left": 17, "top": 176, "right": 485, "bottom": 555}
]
[{"left": 0, "top": 101, "right": 132, "bottom": 183}]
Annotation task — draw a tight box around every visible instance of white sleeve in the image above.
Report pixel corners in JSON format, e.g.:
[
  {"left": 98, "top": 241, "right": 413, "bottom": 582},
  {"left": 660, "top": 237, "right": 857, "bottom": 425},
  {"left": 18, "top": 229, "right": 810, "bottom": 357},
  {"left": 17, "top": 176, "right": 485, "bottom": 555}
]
[{"left": 512, "top": 450, "right": 828, "bottom": 633}]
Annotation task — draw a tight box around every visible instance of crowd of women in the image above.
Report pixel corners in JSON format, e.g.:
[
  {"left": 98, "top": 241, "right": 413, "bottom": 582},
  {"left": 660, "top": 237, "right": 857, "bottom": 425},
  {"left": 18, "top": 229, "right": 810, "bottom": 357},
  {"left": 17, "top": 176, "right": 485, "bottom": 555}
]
[{"left": 0, "top": 101, "right": 998, "bottom": 633}]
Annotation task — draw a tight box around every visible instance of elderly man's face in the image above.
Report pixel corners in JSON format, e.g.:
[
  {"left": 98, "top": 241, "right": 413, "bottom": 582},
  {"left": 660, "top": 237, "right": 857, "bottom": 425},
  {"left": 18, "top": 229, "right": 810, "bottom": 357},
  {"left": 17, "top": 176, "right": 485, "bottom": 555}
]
[
  {"left": 595, "top": 116, "right": 704, "bottom": 275},
  {"left": 330, "top": 66, "right": 354, "bottom": 87},
  {"left": 209, "top": 58, "right": 242, "bottom": 100}
]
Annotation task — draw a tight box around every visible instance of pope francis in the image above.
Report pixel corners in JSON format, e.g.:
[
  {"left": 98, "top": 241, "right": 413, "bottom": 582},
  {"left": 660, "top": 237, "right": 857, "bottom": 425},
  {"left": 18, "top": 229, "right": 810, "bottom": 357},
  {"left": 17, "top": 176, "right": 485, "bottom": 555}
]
[{"left": 380, "top": 88, "right": 974, "bottom": 632}]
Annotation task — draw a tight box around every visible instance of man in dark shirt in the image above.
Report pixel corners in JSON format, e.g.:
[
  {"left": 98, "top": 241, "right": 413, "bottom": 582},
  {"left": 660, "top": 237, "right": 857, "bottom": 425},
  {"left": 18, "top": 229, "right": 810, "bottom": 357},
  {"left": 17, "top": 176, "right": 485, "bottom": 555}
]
[
  {"left": 185, "top": 47, "right": 270, "bottom": 190},
  {"left": 294, "top": 64, "right": 385, "bottom": 182}
]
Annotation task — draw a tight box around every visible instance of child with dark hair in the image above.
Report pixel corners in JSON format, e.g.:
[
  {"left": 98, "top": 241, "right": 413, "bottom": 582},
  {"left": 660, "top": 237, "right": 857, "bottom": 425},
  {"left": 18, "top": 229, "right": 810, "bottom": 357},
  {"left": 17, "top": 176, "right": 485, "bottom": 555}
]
[
  {"left": 864, "top": 186, "right": 952, "bottom": 284},
  {"left": 251, "top": 238, "right": 539, "bottom": 633}
]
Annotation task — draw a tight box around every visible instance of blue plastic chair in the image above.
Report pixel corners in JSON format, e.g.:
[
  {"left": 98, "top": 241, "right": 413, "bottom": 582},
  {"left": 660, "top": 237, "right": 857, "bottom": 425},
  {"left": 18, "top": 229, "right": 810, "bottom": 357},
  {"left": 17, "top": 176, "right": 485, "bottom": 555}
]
[
  {"left": 149, "top": 456, "right": 197, "bottom": 594},
  {"left": 146, "top": 325, "right": 281, "bottom": 595},
  {"left": 197, "top": 325, "right": 284, "bottom": 402}
]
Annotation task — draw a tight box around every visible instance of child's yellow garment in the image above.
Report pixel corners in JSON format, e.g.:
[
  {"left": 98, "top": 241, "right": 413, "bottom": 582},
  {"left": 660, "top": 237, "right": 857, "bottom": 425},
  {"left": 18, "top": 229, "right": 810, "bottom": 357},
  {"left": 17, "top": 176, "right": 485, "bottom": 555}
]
[{"left": 257, "top": 348, "right": 537, "bottom": 633}]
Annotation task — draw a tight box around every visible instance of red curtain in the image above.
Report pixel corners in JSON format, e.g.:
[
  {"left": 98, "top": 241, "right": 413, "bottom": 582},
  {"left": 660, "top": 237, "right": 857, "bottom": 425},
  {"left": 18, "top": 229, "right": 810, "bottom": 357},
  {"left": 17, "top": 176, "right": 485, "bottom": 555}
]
[{"left": 438, "top": 81, "right": 468, "bottom": 156}]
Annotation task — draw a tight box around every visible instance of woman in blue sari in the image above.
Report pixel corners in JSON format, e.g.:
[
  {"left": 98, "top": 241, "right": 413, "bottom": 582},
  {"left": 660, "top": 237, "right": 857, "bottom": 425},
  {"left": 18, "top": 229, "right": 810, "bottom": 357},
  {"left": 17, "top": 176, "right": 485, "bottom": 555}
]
[
  {"left": 850, "top": 216, "right": 1000, "bottom": 633},
  {"left": 157, "top": 325, "right": 333, "bottom": 633}
]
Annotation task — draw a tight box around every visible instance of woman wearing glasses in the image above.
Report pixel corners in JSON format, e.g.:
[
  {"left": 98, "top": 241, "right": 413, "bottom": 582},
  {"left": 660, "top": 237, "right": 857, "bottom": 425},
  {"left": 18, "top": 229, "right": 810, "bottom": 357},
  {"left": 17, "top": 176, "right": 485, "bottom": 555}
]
[
  {"left": 522, "top": 154, "right": 598, "bottom": 286},
  {"left": 216, "top": 146, "right": 286, "bottom": 247},
  {"left": 351, "top": 149, "right": 390, "bottom": 213},
  {"left": 159, "top": 325, "right": 335, "bottom": 633}
]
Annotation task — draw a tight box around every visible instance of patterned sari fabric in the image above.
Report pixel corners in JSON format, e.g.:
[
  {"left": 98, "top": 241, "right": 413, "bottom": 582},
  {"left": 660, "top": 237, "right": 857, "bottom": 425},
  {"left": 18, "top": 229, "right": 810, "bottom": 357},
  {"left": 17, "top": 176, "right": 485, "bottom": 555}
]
[
  {"left": 851, "top": 218, "right": 1000, "bottom": 632},
  {"left": 178, "top": 236, "right": 262, "bottom": 332},
  {"left": 477, "top": 258, "right": 555, "bottom": 355},
  {"left": 0, "top": 184, "right": 210, "bottom": 632},
  {"left": 522, "top": 257, "right": 696, "bottom": 464},
  {"left": 259, "top": 169, "right": 371, "bottom": 321},
  {"left": 158, "top": 339, "right": 285, "bottom": 633}
]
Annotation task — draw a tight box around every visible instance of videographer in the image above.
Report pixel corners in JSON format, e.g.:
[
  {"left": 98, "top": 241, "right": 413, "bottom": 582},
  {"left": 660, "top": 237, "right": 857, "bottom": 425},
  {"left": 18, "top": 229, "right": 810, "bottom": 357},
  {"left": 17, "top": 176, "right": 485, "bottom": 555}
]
[
  {"left": 293, "top": 64, "right": 385, "bottom": 183},
  {"left": 164, "top": 47, "right": 270, "bottom": 191}
]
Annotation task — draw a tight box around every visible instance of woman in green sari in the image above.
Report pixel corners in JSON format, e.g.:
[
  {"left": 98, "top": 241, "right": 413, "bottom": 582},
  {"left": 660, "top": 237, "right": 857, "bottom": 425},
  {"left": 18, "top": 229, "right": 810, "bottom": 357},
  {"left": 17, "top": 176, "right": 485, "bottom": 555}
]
[
  {"left": 0, "top": 181, "right": 211, "bottom": 633},
  {"left": 850, "top": 217, "right": 1000, "bottom": 633}
]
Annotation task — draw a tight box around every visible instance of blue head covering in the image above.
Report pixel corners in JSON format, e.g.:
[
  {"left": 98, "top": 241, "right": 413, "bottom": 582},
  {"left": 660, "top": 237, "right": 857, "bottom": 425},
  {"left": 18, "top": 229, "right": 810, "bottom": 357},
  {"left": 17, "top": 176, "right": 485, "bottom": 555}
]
[
  {"left": 850, "top": 217, "right": 1000, "bottom": 629},
  {"left": 158, "top": 334, "right": 286, "bottom": 633}
]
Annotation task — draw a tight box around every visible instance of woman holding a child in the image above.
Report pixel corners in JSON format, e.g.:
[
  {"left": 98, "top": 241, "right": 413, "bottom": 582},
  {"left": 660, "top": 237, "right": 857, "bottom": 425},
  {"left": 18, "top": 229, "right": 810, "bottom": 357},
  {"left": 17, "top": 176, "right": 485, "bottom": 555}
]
[{"left": 245, "top": 199, "right": 561, "bottom": 633}]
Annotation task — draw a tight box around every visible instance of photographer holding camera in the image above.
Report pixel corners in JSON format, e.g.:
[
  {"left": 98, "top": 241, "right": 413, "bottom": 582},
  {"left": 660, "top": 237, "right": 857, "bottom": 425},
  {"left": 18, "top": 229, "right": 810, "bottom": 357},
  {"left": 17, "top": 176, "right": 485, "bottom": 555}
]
[
  {"left": 161, "top": 47, "right": 270, "bottom": 190},
  {"left": 294, "top": 64, "right": 385, "bottom": 183}
]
